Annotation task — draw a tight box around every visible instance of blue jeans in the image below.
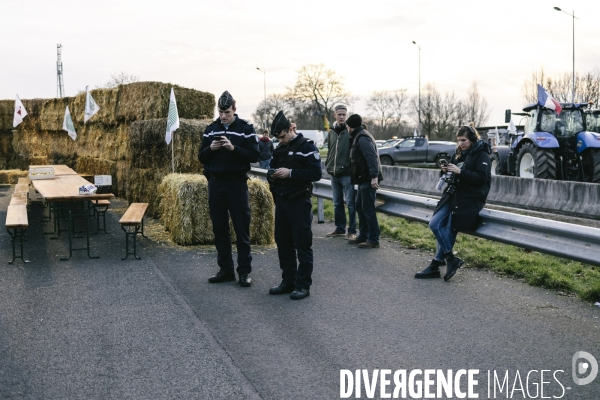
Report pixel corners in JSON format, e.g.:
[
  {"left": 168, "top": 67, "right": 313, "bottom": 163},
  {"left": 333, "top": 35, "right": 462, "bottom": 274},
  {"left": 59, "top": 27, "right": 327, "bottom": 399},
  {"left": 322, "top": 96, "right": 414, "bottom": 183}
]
[
  {"left": 331, "top": 175, "right": 356, "bottom": 234},
  {"left": 355, "top": 182, "right": 379, "bottom": 243},
  {"left": 259, "top": 159, "right": 271, "bottom": 169},
  {"left": 429, "top": 202, "right": 457, "bottom": 261}
]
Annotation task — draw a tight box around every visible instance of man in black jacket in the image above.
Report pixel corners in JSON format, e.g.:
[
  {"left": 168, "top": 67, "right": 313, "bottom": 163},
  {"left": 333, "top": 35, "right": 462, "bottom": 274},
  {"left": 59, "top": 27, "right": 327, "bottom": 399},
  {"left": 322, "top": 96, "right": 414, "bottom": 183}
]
[
  {"left": 199, "top": 91, "right": 259, "bottom": 287},
  {"left": 267, "top": 111, "right": 322, "bottom": 300},
  {"left": 347, "top": 114, "right": 382, "bottom": 249}
]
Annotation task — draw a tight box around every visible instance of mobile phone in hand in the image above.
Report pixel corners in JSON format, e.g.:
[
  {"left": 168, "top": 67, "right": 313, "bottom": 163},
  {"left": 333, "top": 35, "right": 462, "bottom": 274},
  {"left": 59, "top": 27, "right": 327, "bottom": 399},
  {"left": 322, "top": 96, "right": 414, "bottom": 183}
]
[
  {"left": 214, "top": 135, "right": 223, "bottom": 141},
  {"left": 439, "top": 159, "right": 448, "bottom": 167}
]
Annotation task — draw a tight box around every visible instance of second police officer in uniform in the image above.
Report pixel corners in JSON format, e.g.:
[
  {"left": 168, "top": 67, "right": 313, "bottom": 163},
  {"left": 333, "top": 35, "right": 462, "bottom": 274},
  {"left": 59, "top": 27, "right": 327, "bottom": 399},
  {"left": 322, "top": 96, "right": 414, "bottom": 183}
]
[
  {"left": 199, "top": 91, "right": 259, "bottom": 287},
  {"left": 267, "top": 111, "right": 322, "bottom": 300}
]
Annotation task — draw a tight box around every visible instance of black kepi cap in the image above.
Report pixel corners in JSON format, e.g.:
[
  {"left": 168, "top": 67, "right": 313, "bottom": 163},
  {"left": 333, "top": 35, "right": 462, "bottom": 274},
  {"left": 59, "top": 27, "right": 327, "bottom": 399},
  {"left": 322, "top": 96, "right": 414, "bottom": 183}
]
[
  {"left": 271, "top": 110, "right": 291, "bottom": 135},
  {"left": 218, "top": 90, "right": 235, "bottom": 110}
]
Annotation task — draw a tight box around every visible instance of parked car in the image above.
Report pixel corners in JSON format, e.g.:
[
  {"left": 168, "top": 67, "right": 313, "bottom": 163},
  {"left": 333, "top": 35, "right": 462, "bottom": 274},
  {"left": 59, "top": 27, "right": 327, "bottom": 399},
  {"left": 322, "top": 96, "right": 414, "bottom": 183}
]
[
  {"left": 375, "top": 140, "right": 387, "bottom": 147},
  {"left": 377, "top": 136, "right": 456, "bottom": 167}
]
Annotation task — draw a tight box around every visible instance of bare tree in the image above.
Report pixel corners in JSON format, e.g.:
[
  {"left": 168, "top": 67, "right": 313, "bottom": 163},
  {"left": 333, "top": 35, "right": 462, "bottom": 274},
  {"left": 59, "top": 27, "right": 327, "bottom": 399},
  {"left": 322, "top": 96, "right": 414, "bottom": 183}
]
[
  {"left": 464, "top": 82, "right": 490, "bottom": 126},
  {"left": 104, "top": 72, "right": 140, "bottom": 88},
  {"left": 522, "top": 68, "right": 600, "bottom": 105},
  {"left": 366, "top": 91, "right": 395, "bottom": 134},
  {"left": 287, "top": 64, "right": 353, "bottom": 123},
  {"left": 252, "top": 93, "right": 295, "bottom": 131}
]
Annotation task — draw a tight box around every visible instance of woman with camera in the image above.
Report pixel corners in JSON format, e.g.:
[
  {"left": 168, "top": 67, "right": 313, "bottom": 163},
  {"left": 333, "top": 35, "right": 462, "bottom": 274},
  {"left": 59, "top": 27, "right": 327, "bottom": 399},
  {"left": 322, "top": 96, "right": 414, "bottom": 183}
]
[{"left": 415, "top": 124, "right": 491, "bottom": 281}]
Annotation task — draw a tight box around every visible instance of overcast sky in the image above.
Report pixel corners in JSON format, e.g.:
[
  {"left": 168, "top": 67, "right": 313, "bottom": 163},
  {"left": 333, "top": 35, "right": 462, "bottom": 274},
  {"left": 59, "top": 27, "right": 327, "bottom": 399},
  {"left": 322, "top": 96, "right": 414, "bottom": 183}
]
[{"left": 3, "top": 0, "right": 599, "bottom": 128}]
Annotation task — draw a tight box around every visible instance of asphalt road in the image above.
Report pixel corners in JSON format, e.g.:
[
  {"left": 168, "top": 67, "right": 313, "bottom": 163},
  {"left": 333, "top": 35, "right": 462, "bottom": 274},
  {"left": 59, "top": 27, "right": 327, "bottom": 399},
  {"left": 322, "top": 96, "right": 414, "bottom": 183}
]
[{"left": 0, "top": 185, "right": 598, "bottom": 399}]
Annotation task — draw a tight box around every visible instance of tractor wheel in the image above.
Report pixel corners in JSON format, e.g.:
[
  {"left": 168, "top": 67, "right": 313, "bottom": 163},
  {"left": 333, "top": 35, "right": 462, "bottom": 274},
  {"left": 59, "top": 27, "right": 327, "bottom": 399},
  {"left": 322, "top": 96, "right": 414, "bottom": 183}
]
[
  {"left": 582, "top": 148, "right": 600, "bottom": 183},
  {"left": 380, "top": 155, "right": 394, "bottom": 166},
  {"left": 516, "top": 142, "right": 557, "bottom": 179},
  {"left": 490, "top": 153, "right": 503, "bottom": 176},
  {"left": 435, "top": 155, "right": 450, "bottom": 168}
]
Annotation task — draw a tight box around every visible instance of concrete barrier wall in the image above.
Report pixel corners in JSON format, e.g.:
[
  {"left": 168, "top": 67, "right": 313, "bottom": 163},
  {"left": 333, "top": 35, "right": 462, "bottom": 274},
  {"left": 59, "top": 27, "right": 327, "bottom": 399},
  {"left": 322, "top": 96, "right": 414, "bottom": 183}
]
[
  {"left": 323, "top": 164, "right": 600, "bottom": 219},
  {"left": 255, "top": 162, "right": 600, "bottom": 218}
]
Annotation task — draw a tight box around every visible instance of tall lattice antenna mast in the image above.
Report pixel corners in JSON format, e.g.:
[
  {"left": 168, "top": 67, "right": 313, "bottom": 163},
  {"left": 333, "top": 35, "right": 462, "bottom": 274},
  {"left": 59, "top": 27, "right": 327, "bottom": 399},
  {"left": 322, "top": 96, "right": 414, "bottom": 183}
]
[{"left": 56, "top": 44, "right": 65, "bottom": 98}]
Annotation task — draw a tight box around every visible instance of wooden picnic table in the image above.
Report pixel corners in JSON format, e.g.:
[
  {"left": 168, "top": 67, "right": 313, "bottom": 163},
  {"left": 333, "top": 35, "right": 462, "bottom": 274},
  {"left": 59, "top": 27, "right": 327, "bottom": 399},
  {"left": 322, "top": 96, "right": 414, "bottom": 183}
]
[{"left": 30, "top": 167, "right": 114, "bottom": 260}]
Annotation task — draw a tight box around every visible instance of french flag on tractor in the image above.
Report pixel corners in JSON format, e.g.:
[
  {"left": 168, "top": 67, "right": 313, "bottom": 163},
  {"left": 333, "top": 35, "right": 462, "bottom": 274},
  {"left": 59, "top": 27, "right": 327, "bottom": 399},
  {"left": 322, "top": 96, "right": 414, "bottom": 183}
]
[{"left": 537, "top": 84, "right": 562, "bottom": 114}]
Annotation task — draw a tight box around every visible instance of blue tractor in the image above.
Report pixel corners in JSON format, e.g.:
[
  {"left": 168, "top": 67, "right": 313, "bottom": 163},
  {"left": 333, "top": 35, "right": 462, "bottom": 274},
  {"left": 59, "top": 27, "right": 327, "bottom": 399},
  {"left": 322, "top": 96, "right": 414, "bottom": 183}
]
[{"left": 492, "top": 102, "right": 600, "bottom": 182}]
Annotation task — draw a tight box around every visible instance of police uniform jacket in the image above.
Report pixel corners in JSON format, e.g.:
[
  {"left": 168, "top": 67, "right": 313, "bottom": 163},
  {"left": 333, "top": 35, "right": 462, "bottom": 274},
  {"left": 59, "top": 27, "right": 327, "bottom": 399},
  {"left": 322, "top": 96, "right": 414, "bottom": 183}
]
[
  {"left": 268, "top": 133, "right": 322, "bottom": 197},
  {"left": 434, "top": 140, "right": 491, "bottom": 232},
  {"left": 199, "top": 115, "right": 259, "bottom": 179}
]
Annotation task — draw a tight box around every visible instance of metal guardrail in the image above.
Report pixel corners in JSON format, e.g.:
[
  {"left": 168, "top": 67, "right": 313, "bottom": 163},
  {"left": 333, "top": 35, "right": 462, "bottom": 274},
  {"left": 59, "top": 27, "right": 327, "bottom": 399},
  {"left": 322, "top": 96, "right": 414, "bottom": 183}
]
[{"left": 250, "top": 168, "right": 600, "bottom": 267}]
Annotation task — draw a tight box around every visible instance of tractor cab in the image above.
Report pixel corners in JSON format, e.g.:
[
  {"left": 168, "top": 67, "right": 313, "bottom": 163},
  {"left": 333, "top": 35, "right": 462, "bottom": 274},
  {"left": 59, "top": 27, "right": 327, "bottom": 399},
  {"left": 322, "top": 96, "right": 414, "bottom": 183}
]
[{"left": 586, "top": 110, "right": 600, "bottom": 133}]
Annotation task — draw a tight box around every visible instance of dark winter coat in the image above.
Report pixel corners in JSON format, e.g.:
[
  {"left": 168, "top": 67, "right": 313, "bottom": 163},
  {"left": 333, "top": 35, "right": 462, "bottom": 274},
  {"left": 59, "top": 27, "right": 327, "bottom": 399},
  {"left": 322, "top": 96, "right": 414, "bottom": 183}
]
[
  {"left": 325, "top": 122, "right": 352, "bottom": 176},
  {"left": 198, "top": 115, "right": 259, "bottom": 179},
  {"left": 349, "top": 127, "right": 383, "bottom": 185},
  {"left": 434, "top": 140, "right": 492, "bottom": 232},
  {"left": 258, "top": 137, "right": 274, "bottom": 161},
  {"left": 268, "top": 133, "right": 322, "bottom": 198}
]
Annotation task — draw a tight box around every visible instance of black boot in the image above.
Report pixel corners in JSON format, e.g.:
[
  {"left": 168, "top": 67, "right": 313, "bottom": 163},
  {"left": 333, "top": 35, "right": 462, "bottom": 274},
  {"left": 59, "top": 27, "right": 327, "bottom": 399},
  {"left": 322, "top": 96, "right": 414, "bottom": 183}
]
[
  {"left": 444, "top": 251, "right": 464, "bottom": 281},
  {"left": 414, "top": 259, "right": 445, "bottom": 279}
]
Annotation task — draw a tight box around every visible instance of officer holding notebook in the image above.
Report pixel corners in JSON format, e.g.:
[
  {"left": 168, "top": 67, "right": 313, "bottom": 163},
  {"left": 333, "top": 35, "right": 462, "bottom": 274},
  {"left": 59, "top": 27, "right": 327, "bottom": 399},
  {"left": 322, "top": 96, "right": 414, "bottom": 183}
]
[
  {"left": 267, "top": 111, "right": 322, "bottom": 300},
  {"left": 199, "top": 90, "right": 259, "bottom": 288}
]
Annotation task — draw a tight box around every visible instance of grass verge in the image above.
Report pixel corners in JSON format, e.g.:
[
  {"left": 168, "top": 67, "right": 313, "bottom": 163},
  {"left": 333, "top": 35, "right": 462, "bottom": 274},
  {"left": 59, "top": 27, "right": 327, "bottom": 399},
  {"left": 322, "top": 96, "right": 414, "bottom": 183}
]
[{"left": 314, "top": 198, "right": 600, "bottom": 302}]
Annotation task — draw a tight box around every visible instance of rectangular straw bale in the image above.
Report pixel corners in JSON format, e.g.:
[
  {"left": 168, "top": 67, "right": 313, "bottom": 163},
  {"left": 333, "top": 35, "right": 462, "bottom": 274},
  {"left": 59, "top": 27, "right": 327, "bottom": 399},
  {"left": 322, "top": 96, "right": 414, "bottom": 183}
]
[
  {"left": 128, "top": 118, "right": 209, "bottom": 172},
  {"left": 247, "top": 178, "right": 275, "bottom": 245},
  {"left": 7, "top": 170, "right": 29, "bottom": 184},
  {"left": 0, "top": 170, "right": 21, "bottom": 184},
  {"left": 157, "top": 174, "right": 274, "bottom": 246},
  {"left": 127, "top": 168, "right": 168, "bottom": 218},
  {"left": 158, "top": 174, "right": 213, "bottom": 245}
]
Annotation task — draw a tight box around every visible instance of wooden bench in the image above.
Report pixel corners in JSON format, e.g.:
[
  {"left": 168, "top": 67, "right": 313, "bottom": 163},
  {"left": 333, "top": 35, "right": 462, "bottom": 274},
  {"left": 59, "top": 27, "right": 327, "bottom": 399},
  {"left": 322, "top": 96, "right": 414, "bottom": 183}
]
[
  {"left": 119, "top": 203, "right": 148, "bottom": 260},
  {"left": 15, "top": 183, "right": 29, "bottom": 194},
  {"left": 91, "top": 199, "right": 111, "bottom": 233},
  {"left": 6, "top": 205, "right": 29, "bottom": 263},
  {"left": 10, "top": 192, "right": 28, "bottom": 206}
]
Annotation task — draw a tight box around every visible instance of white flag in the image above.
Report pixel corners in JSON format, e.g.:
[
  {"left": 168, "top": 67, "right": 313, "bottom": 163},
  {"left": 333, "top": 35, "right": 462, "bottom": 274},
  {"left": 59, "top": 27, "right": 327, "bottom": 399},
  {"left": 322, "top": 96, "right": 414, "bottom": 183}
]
[
  {"left": 508, "top": 118, "right": 517, "bottom": 134},
  {"left": 84, "top": 86, "right": 100, "bottom": 123},
  {"left": 13, "top": 95, "right": 28, "bottom": 127},
  {"left": 63, "top": 106, "right": 77, "bottom": 140},
  {"left": 413, "top": 129, "right": 417, "bottom": 137},
  {"left": 495, "top": 127, "right": 500, "bottom": 147},
  {"left": 165, "top": 88, "right": 180, "bottom": 145}
]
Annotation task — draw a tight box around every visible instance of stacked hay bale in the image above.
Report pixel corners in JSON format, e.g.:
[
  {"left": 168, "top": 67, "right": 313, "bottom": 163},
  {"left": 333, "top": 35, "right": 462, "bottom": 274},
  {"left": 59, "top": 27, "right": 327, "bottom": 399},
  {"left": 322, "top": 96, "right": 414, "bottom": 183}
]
[
  {"left": 0, "top": 82, "right": 214, "bottom": 197},
  {"left": 158, "top": 174, "right": 274, "bottom": 245},
  {"left": 0, "top": 170, "right": 29, "bottom": 184},
  {"left": 127, "top": 118, "right": 210, "bottom": 217}
]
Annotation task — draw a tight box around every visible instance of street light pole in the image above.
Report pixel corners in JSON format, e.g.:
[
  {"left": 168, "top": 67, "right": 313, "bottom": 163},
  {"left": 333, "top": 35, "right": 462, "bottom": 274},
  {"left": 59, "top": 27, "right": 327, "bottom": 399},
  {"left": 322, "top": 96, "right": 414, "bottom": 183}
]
[
  {"left": 412, "top": 41, "right": 421, "bottom": 134},
  {"left": 554, "top": 7, "right": 578, "bottom": 103},
  {"left": 256, "top": 67, "right": 267, "bottom": 129}
]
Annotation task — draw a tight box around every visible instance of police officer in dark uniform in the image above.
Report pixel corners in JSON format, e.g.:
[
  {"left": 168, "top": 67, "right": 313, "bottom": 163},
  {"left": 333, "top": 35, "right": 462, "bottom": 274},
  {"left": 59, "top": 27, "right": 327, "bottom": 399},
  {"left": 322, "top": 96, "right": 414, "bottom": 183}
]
[
  {"left": 267, "top": 111, "right": 322, "bottom": 300},
  {"left": 199, "top": 91, "right": 259, "bottom": 287}
]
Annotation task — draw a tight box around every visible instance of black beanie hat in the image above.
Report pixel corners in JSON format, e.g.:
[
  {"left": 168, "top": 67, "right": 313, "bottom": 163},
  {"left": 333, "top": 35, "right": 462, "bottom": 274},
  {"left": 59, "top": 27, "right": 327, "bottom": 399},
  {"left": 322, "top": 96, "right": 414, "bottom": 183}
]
[
  {"left": 346, "top": 114, "right": 362, "bottom": 129},
  {"left": 271, "top": 110, "right": 291, "bottom": 135}
]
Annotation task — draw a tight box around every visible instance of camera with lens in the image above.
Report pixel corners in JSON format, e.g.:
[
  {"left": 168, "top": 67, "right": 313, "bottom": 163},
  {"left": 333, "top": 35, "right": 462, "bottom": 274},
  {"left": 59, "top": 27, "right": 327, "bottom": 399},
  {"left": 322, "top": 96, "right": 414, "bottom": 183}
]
[{"left": 435, "top": 159, "right": 456, "bottom": 191}]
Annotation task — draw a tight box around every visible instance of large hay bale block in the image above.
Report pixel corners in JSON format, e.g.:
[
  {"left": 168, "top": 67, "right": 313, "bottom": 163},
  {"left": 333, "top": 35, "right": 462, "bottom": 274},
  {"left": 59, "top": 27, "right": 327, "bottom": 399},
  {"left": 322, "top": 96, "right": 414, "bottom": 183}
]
[
  {"left": 127, "top": 168, "right": 168, "bottom": 218},
  {"left": 0, "top": 82, "right": 215, "bottom": 180},
  {"left": 0, "top": 169, "right": 28, "bottom": 184},
  {"left": 158, "top": 174, "right": 274, "bottom": 246},
  {"left": 128, "top": 118, "right": 210, "bottom": 172}
]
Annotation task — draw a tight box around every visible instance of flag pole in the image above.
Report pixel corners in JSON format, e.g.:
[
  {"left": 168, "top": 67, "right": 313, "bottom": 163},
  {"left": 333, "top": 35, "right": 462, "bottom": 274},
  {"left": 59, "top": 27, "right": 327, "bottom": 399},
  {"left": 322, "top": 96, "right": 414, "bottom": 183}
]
[{"left": 172, "top": 135, "right": 175, "bottom": 173}]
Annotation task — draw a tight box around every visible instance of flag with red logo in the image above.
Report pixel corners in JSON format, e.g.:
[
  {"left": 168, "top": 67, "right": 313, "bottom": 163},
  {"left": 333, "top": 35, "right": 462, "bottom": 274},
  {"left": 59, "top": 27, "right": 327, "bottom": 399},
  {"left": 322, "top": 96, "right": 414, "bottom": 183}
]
[{"left": 13, "top": 95, "right": 28, "bottom": 127}]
